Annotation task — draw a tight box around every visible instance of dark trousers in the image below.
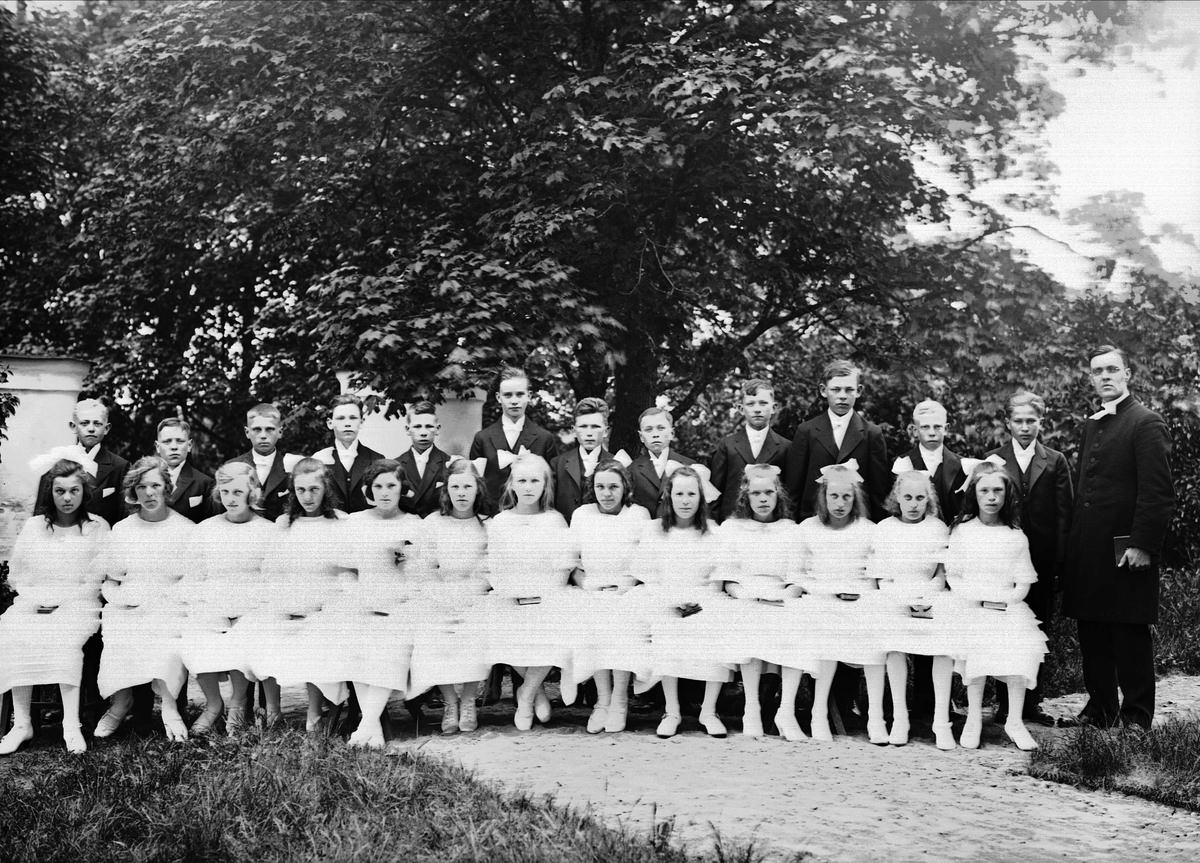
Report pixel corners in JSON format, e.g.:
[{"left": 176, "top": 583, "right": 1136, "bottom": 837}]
[{"left": 1077, "top": 619, "right": 1154, "bottom": 729}]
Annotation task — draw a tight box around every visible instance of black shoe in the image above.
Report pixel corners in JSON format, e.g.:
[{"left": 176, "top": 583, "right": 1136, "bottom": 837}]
[
  {"left": 1022, "top": 707, "right": 1058, "bottom": 727},
  {"left": 992, "top": 710, "right": 1008, "bottom": 726}
]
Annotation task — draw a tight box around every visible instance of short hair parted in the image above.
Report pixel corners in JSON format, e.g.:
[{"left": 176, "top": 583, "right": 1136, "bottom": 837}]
[
  {"left": 361, "top": 458, "right": 408, "bottom": 506},
  {"left": 212, "top": 460, "right": 264, "bottom": 510},
  {"left": 821, "top": 359, "right": 862, "bottom": 385},
  {"left": 953, "top": 461, "right": 1022, "bottom": 530},
  {"left": 406, "top": 400, "right": 437, "bottom": 419},
  {"left": 73, "top": 397, "right": 110, "bottom": 423},
  {"left": 498, "top": 453, "right": 555, "bottom": 512},
  {"left": 246, "top": 402, "right": 282, "bottom": 425},
  {"left": 732, "top": 464, "right": 792, "bottom": 522},
  {"left": 156, "top": 417, "right": 192, "bottom": 438},
  {"left": 883, "top": 470, "right": 941, "bottom": 521},
  {"left": 573, "top": 397, "right": 610, "bottom": 421},
  {"left": 583, "top": 458, "right": 634, "bottom": 510},
  {"left": 497, "top": 366, "right": 530, "bottom": 388},
  {"left": 912, "top": 399, "right": 947, "bottom": 422},
  {"left": 638, "top": 405, "right": 673, "bottom": 427},
  {"left": 330, "top": 393, "right": 364, "bottom": 415},
  {"left": 741, "top": 378, "right": 774, "bottom": 399},
  {"left": 35, "top": 459, "right": 95, "bottom": 528},
  {"left": 1007, "top": 391, "right": 1046, "bottom": 418},
  {"left": 123, "top": 456, "right": 173, "bottom": 509},
  {"left": 658, "top": 465, "right": 710, "bottom": 534},
  {"left": 814, "top": 465, "right": 870, "bottom": 526},
  {"left": 285, "top": 457, "right": 342, "bottom": 523},
  {"left": 438, "top": 458, "right": 494, "bottom": 518}
]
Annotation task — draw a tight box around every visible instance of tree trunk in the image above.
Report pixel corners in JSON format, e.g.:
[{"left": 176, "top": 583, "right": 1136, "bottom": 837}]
[{"left": 610, "top": 330, "right": 657, "bottom": 456}]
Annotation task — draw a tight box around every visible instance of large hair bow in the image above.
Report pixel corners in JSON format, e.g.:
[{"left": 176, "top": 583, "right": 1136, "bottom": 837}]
[
  {"left": 664, "top": 460, "right": 721, "bottom": 501},
  {"left": 956, "top": 454, "right": 1007, "bottom": 492},
  {"left": 816, "top": 458, "right": 863, "bottom": 485},
  {"left": 496, "top": 446, "right": 533, "bottom": 470},
  {"left": 29, "top": 445, "right": 98, "bottom": 479},
  {"left": 447, "top": 454, "right": 489, "bottom": 475}
]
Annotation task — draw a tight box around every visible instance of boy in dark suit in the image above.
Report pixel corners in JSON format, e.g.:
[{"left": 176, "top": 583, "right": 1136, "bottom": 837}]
[
  {"left": 38, "top": 398, "right": 130, "bottom": 526},
  {"left": 311, "top": 394, "right": 384, "bottom": 513},
  {"left": 397, "top": 400, "right": 451, "bottom": 518},
  {"left": 469, "top": 367, "right": 559, "bottom": 508},
  {"left": 156, "top": 418, "right": 216, "bottom": 523},
  {"left": 710, "top": 379, "right": 789, "bottom": 523},
  {"left": 232, "top": 403, "right": 301, "bottom": 522},
  {"left": 989, "top": 391, "right": 1074, "bottom": 726},
  {"left": 629, "top": 406, "right": 696, "bottom": 515},
  {"left": 784, "top": 359, "right": 889, "bottom": 522},
  {"left": 550, "top": 396, "right": 612, "bottom": 523}
]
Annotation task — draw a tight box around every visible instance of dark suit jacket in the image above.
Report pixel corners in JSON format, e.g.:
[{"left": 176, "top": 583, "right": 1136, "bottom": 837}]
[
  {"left": 168, "top": 462, "right": 216, "bottom": 523},
  {"left": 1062, "top": 398, "right": 1175, "bottom": 624},
  {"left": 231, "top": 450, "right": 296, "bottom": 523},
  {"left": 988, "top": 440, "right": 1073, "bottom": 624},
  {"left": 39, "top": 446, "right": 130, "bottom": 527},
  {"left": 397, "top": 445, "right": 451, "bottom": 518},
  {"left": 784, "top": 411, "right": 889, "bottom": 521},
  {"left": 550, "top": 446, "right": 611, "bottom": 523},
  {"left": 709, "top": 426, "right": 789, "bottom": 522},
  {"left": 630, "top": 449, "right": 696, "bottom": 516},
  {"left": 469, "top": 419, "right": 559, "bottom": 507},
  {"left": 898, "top": 445, "right": 966, "bottom": 525},
  {"left": 314, "top": 443, "right": 385, "bottom": 514}
]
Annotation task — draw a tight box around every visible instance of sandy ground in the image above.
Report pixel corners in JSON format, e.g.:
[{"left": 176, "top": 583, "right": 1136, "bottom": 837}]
[{"left": 372, "top": 675, "right": 1200, "bottom": 862}]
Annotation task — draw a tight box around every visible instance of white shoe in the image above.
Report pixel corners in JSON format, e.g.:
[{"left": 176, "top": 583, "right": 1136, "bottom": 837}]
[
  {"left": 459, "top": 697, "right": 478, "bottom": 733},
  {"left": 656, "top": 713, "right": 681, "bottom": 739},
  {"left": 0, "top": 723, "right": 33, "bottom": 755},
  {"left": 867, "top": 718, "right": 889, "bottom": 746},
  {"left": 514, "top": 690, "right": 535, "bottom": 731},
  {"left": 63, "top": 725, "right": 87, "bottom": 754},
  {"left": 699, "top": 711, "right": 727, "bottom": 738},
  {"left": 586, "top": 706, "right": 608, "bottom": 734},
  {"left": 960, "top": 716, "right": 982, "bottom": 749},
  {"left": 888, "top": 718, "right": 910, "bottom": 746},
  {"left": 775, "top": 711, "right": 808, "bottom": 742},
  {"left": 533, "top": 687, "right": 552, "bottom": 723},
  {"left": 810, "top": 713, "right": 833, "bottom": 742},
  {"left": 933, "top": 722, "right": 956, "bottom": 751},
  {"left": 163, "top": 714, "right": 189, "bottom": 742},
  {"left": 93, "top": 707, "right": 128, "bottom": 739},
  {"left": 604, "top": 702, "right": 628, "bottom": 733},
  {"left": 742, "top": 711, "right": 764, "bottom": 739},
  {"left": 1004, "top": 720, "right": 1038, "bottom": 751}
]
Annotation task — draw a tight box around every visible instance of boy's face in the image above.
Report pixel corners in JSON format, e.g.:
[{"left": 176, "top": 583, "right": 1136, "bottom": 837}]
[
  {"left": 741, "top": 388, "right": 774, "bottom": 431},
  {"left": 1008, "top": 405, "right": 1042, "bottom": 448},
  {"left": 496, "top": 377, "right": 530, "bottom": 421},
  {"left": 574, "top": 411, "right": 607, "bottom": 452},
  {"left": 406, "top": 413, "right": 439, "bottom": 450},
  {"left": 245, "top": 413, "right": 282, "bottom": 456},
  {"left": 327, "top": 404, "right": 363, "bottom": 445},
  {"left": 70, "top": 405, "right": 110, "bottom": 450},
  {"left": 913, "top": 410, "right": 947, "bottom": 450},
  {"left": 638, "top": 412, "right": 673, "bottom": 457},
  {"left": 155, "top": 426, "right": 192, "bottom": 469},
  {"left": 820, "top": 373, "right": 861, "bottom": 417}
]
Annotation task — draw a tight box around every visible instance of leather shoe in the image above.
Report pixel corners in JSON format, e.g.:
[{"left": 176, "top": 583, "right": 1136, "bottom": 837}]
[{"left": 1022, "top": 707, "right": 1058, "bottom": 727}]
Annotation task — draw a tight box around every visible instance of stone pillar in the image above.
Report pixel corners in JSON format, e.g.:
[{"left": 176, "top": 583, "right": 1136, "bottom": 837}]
[
  {"left": 334, "top": 371, "right": 484, "bottom": 458},
  {"left": 0, "top": 355, "right": 91, "bottom": 559}
]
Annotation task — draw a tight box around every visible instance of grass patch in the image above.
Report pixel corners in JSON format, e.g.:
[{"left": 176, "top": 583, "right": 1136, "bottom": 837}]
[
  {"left": 0, "top": 730, "right": 802, "bottom": 863},
  {"left": 1029, "top": 715, "right": 1200, "bottom": 812}
]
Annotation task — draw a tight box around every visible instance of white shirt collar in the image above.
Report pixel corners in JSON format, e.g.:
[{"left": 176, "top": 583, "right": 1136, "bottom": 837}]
[
  {"left": 580, "top": 446, "right": 601, "bottom": 468},
  {"left": 412, "top": 446, "right": 432, "bottom": 465},
  {"left": 650, "top": 448, "right": 670, "bottom": 471},
  {"left": 745, "top": 424, "right": 769, "bottom": 444},
  {"left": 918, "top": 444, "right": 943, "bottom": 468},
  {"left": 84, "top": 443, "right": 101, "bottom": 459},
  {"left": 334, "top": 439, "right": 359, "bottom": 457},
  {"left": 827, "top": 409, "right": 850, "bottom": 428},
  {"left": 502, "top": 416, "right": 525, "bottom": 432},
  {"left": 168, "top": 463, "right": 184, "bottom": 486},
  {"left": 1091, "top": 391, "right": 1130, "bottom": 420},
  {"left": 252, "top": 450, "right": 275, "bottom": 467},
  {"left": 1013, "top": 439, "right": 1037, "bottom": 457}
]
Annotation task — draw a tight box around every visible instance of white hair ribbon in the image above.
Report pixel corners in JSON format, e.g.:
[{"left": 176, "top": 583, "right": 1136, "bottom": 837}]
[
  {"left": 29, "top": 445, "right": 98, "bottom": 479},
  {"left": 956, "top": 454, "right": 1007, "bottom": 492},
  {"left": 612, "top": 449, "right": 633, "bottom": 468},
  {"left": 664, "top": 460, "right": 721, "bottom": 502},
  {"left": 817, "top": 458, "right": 863, "bottom": 484}
]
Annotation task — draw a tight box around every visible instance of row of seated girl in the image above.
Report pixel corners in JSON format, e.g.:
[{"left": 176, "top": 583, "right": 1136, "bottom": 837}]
[{"left": 0, "top": 448, "right": 1046, "bottom": 756}]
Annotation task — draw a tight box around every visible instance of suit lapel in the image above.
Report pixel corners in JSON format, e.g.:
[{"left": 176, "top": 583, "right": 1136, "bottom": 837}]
[
  {"left": 760, "top": 432, "right": 787, "bottom": 465},
  {"left": 634, "top": 457, "right": 661, "bottom": 495},
  {"left": 515, "top": 421, "right": 540, "bottom": 453},
  {"left": 93, "top": 449, "right": 115, "bottom": 489},
  {"left": 837, "top": 413, "right": 865, "bottom": 461},
  {"left": 565, "top": 447, "right": 584, "bottom": 494},
  {"left": 995, "top": 443, "right": 1021, "bottom": 486},
  {"left": 171, "top": 464, "right": 194, "bottom": 504},
  {"left": 415, "top": 447, "right": 445, "bottom": 501},
  {"left": 262, "top": 452, "right": 288, "bottom": 497},
  {"left": 732, "top": 427, "right": 756, "bottom": 465},
  {"left": 1027, "top": 443, "right": 1049, "bottom": 490},
  {"left": 813, "top": 413, "right": 839, "bottom": 459}
]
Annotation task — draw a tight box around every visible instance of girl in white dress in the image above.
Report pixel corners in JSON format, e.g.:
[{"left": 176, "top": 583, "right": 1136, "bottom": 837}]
[
  {"left": 249, "top": 457, "right": 350, "bottom": 731},
  {"left": 411, "top": 458, "right": 492, "bottom": 734},
  {"left": 0, "top": 453, "right": 108, "bottom": 755},
  {"left": 868, "top": 471, "right": 953, "bottom": 748},
  {"left": 179, "top": 462, "right": 278, "bottom": 735},
  {"left": 632, "top": 464, "right": 733, "bottom": 739},
  {"left": 484, "top": 453, "right": 577, "bottom": 731},
  {"left": 94, "top": 456, "right": 195, "bottom": 742},
  {"left": 946, "top": 462, "right": 1046, "bottom": 751},
  {"left": 792, "top": 462, "right": 884, "bottom": 743},
  {"left": 719, "top": 465, "right": 804, "bottom": 740},
  {"left": 568, "top": 458, "right": 651, "bottom": 734},
  {"left": 342, "top": 459, "right": 428, "bottom": 749}
]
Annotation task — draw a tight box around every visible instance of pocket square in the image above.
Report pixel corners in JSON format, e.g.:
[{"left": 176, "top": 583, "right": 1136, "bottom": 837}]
[
  {"left": 102, "top": 487, "right": 115, "bottom": 498},
  {"left": 188, "top": 495, "right": 203, "bottom": 508}
]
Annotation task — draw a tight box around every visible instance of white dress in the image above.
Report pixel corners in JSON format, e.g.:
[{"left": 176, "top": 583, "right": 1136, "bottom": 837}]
[
  {"left": 865, "top": 517, "right": 954, "bottom": 657},
  {"left": 177, "top": 514, "right": 279, "bottom": 676},
  {"left": 782, "top": 517, "right": 884, "bottom": 668},
  {"left": 408, "top": 513, "right": 492, "bottom": 695},
  {"left": 334, "top": 511, "right": 427, "bottom": 692},
  {"left": 242, "top": 514, "right": 350, "bottom": 703},
  {"left": 95, "top": 511, "right": 194, "bottom": 698},
  {"left": 715, "top": 518, "right": 797, "bottom": 667},
  {"left": 481, "top": 509, "right": 579, "bottom": 673},
  {"left": 0, "top": 515, "right": 108, "bottom": 693},
  {"left": 630, "top": 523, "right": 735, "bottom": 684},
  {"left": 567, "top": 504, "right": 653, "bottom": 683},
  {"left": 944, "top": 519, "right": 1047, "bottom": 686}
]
